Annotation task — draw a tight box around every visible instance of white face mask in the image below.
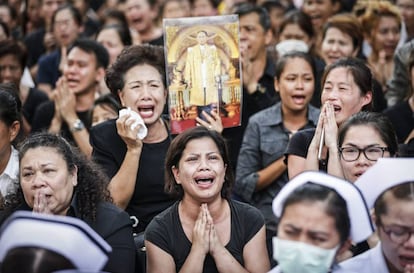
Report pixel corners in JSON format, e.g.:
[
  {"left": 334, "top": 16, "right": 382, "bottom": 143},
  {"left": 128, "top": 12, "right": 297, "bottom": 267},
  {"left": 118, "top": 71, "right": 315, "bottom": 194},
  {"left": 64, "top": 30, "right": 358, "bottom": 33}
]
[{"left": 273, "top": 237, "right": 339, "bottom": 273}]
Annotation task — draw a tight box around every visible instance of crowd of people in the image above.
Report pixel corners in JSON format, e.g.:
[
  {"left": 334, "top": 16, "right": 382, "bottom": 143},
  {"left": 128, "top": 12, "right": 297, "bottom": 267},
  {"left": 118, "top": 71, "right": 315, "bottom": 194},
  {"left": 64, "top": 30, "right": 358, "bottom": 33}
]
[{"left": 0, "top": 0, "right": 413, "bottom": 272}]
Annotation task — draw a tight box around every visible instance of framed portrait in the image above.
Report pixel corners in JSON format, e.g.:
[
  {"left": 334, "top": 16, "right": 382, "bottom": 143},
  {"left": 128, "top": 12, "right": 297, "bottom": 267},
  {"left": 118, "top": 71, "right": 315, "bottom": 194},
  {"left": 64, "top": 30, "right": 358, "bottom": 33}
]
[{"left": 163, "top": 15, "right": 242, "bottom": 134}]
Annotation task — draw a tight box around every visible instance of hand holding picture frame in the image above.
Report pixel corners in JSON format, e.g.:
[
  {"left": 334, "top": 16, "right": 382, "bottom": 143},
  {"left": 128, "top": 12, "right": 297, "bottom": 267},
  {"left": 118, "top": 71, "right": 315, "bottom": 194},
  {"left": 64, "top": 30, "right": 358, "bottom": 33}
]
[{"left": 163, "top": 15, "right": 242, "bottom": 134}]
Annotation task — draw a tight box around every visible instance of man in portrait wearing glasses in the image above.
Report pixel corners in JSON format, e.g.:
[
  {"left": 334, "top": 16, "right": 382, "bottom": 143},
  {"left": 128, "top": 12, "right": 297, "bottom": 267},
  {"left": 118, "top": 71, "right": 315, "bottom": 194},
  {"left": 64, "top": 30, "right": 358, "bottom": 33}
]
[{"left": 337, "top": 158, "right": 414, "bottom": 273}]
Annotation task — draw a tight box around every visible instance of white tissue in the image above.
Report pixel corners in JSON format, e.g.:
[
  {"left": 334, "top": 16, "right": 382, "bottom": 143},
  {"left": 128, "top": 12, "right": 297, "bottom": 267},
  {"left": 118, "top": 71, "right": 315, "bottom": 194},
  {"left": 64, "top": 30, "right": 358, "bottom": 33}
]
[{"left": 119, "top": 108, "right": 148, "bottom": 140}]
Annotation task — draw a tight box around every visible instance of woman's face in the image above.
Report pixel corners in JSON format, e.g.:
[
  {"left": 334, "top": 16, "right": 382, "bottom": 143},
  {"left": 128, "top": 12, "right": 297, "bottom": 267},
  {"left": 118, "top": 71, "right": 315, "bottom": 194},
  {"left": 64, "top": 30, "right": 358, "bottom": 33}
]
[
  {"left": 377, "top": 192, "right": 414, "bottom": 272},
  {"left": 172, "top": 137, "right": 226, "bottom": 203},
  {"left": 91, "top": 104, "right": 118, "bottom": 127},
  {"left": 321, "top": 27, "right": 358, "bottom": 65},
  {"left": 275, "top": 57, "right": 314, "bottom": 113},
  {"left": 96, "top": 28, "right": 125, "bottom": 65},
  {"left": 370, "top": 16, "right": 400, "bottom": 59},
  {"left": 321, "top": 67, "right": 372, "bottom": 125},
  {"left": 340, "top": 125, "right": 391, "bottom": 183},
  {"left": 279, "top": 23, "right": 312, "bottom": 47},
  {"left": 20, "top": 147, "right": 77, "bottom": 216},
  {"left": 118, "top": 64, "right": 166, "bottom": 126},
  {"left": 278, "top": 201, "right": 341, "bottom": 249},
  {"left": 302, "top": 0, "right": 340, "bottom": 31}
]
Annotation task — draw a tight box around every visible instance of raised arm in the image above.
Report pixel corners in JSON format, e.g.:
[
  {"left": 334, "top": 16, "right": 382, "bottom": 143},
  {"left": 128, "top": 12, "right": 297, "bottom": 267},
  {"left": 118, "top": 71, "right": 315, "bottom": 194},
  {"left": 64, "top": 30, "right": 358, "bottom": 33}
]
[{"left": 108, "top": 114, "right": 144, "bottom": 209}]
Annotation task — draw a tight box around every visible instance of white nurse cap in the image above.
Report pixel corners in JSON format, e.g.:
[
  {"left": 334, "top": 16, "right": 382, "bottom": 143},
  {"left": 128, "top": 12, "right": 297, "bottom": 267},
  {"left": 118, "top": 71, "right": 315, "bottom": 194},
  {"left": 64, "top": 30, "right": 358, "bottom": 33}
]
[{"left": 272, "top": 171, "right": 374, "bottom": 243}]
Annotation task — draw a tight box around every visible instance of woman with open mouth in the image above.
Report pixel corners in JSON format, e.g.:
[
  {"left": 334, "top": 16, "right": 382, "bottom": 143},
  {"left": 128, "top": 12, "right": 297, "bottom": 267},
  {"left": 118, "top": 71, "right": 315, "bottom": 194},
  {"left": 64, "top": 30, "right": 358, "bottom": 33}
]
[
  {"left": 285, "top": 57, "right": 373, "bottom": 180},
  {"left": 319, "top": 13, "right": 387, "bottom": 112},
  {"left": 359, "top": 1, "right": 401, "bottom": 91},
  {"left": 90, "top": 44, "right": 177, "bottom": 237},
  {"left": 234, "top": 51, "right": 320, "bottom": 266},
  {"left": 339, "top": 158, "right": 414, "bottom": 273},
  {"left": 145, "top": 126, "right": 270, "bottom": 273}
]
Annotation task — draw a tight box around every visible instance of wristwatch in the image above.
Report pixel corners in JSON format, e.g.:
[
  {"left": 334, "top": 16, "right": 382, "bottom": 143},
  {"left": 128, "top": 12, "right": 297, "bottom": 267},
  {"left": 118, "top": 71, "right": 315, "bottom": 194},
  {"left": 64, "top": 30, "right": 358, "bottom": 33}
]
[{"left": 70, "top": 119, "right": 85, "bottom": 133}]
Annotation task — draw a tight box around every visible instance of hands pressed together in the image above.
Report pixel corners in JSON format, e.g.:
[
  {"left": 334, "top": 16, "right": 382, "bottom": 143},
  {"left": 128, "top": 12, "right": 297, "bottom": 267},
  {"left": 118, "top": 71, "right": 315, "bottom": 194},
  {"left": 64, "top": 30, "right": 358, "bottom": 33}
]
[
  {"left": 309, "top": 102, "right": 338, "bottom": 156},
  {"left": 191, "top": 204, "right": 224, "bottom": 258},
  {"left": 33, "top": 190, "right": 52, "bottom": 215},
  {"left": 49, "top": 77, "right": 77, "bottom": 133}
]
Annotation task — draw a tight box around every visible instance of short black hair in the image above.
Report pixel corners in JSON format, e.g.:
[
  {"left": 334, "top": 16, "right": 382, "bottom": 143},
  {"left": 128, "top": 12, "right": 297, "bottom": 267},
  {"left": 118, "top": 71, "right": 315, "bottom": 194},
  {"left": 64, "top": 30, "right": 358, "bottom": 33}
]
[
  {"left": 98, "top": 24, "right": 132, "bottom": 47},
  {"left": 164, "top": 126, "right": 234, "bottom": 199},
  {"left": 338, "top": 111, "right": 398, "bottom": 157},
  {"left": 0, "top": 40, "right": 27, "bottom": 69},
  {"left": 51, "top": 4, "right": 83, "bottom": 30},
  {"left": 234, "top": 3, "right": 271, "bottom": 31},
  {"left": 281, "top": 182, "right": 351, "bottom": 244},
  {"left": 68, "top": 38, "right": 110, "bottom": 69},
  {"left": 105, "top": 44, "right": 165, "bottom": 96}
]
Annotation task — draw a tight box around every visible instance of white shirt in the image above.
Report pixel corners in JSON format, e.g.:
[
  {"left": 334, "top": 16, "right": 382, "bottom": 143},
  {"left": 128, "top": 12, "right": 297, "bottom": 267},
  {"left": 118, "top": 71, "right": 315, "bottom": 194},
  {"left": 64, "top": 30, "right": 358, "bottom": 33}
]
[
  {"left": 335, "top": 243, "right": 388, "bottom": 273},
  {"left": 0, "top": 146, "right": 19, "bottom": 197}
]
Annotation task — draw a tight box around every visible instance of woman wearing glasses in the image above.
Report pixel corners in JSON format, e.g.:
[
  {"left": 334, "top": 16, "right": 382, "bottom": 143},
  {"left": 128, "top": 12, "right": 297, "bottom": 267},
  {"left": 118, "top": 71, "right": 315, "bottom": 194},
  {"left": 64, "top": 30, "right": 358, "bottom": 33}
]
[
  {"left": 338, "top": 111, "right": 398, "bottom": 183},
  {"left": 336, "top": 112, "right": 398, "bottom": 260},
  {"left": 337, "top": 158, "right": 414, "bottom": 273},
  {"left": 286, "top": 58, "right": 373, "bottom": 179}
]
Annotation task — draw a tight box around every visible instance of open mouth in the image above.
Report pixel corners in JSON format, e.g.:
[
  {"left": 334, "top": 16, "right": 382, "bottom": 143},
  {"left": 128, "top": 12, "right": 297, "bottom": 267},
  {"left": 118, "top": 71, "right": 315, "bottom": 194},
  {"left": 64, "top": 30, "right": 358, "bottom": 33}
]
[
  {"left": 327, "top": 55, "right": 340, "bottom": 62},
  {"left": 194, "top": 176, "right": 214, "bottom": 185},
  {"left": 332, "top": 105, "right": 341, "bottom": 113},
  {"left": 131, "top": 17, "right": 143, "bottom": 26},
  {"left": 292, "top": 95, "right": 306, "bottom": 104},
  {"left": 138, "top": 106, "right": 154, "bottom": 117},
  {"left": 399, "top": 255, "right": 414, "bottom": 266},
  {"left": 67, "top": 78, "right": 79, "bottom": 84},
  {"left": 309, "top": 14, "right": 322, "bottom": 25},
  {"left": 66, "top": 79, "right": 79, "bottom": 88},
  {"left": 354, "top": 172, "right": 364, "bottom": 178}
]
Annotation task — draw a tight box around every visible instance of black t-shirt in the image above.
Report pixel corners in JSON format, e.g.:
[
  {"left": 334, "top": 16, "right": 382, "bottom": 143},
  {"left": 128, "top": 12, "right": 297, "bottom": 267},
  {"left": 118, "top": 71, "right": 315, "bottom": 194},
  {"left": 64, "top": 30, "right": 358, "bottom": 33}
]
[
  {"left": 284, "top": 128, "right": 328, "bottom": 172},
  {"left": 90, "top": 119, "right": 177, "bottom": 233},
  {"left": 145, "top": 200, "right": 264, "bottom": 273}
]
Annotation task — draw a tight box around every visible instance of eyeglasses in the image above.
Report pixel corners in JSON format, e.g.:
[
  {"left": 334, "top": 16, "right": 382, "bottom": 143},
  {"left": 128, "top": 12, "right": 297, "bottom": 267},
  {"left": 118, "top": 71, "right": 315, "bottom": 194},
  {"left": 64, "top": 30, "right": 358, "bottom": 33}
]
[
  {"left": 338, "top": 146, "right": 388, "bottom": 162},
  {"left": 381, "top": 225, "right": 414, "bottom": 245}
]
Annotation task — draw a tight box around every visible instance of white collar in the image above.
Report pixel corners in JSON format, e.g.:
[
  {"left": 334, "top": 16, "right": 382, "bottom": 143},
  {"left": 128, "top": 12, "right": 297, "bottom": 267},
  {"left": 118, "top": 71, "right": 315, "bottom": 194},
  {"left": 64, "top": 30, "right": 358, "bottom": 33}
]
[{"left": 2, "top": 146, "right": 19, "bottom": 180}]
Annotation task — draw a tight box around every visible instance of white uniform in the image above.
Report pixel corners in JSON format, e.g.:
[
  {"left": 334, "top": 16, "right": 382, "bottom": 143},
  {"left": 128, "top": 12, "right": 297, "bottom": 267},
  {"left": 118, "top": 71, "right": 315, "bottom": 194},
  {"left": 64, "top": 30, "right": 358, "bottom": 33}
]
[{"left": 335, "top": 243, "right": 388, "bottom": 273}]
